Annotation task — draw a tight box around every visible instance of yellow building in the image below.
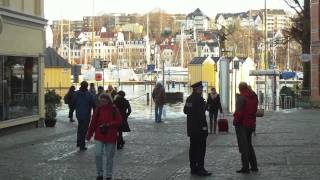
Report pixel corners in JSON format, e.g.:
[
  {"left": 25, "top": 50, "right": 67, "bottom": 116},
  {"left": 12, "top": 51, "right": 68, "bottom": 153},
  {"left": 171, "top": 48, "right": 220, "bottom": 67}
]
[
  {"left": 0, "top": 0, "right": 46, "bottom": 130},
  {"left": 44, "top": 48, "right": 72, "bottom": 97},
  {"left": 188, "top": 57, "right": 217, "bottom": 93}
]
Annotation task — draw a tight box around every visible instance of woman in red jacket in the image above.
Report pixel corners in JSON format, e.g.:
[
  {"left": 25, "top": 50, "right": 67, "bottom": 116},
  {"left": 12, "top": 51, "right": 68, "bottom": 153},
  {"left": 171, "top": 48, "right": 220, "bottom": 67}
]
[{"left": 87, "top": 93, "right": 122, "bottom": 180}]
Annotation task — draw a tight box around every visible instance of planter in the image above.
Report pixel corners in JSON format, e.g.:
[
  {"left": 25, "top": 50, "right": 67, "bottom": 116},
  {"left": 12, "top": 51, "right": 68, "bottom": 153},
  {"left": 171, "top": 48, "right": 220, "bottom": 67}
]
[{"left": 45, "top": 118, "right": 57, "bottom": 127}]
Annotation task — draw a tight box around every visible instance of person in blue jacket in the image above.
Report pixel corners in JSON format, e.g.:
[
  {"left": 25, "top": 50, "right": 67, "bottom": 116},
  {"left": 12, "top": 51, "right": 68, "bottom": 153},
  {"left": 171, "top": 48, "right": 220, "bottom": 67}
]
[{"left": 72, "top": 81, "right": 96, "bottom": 151}]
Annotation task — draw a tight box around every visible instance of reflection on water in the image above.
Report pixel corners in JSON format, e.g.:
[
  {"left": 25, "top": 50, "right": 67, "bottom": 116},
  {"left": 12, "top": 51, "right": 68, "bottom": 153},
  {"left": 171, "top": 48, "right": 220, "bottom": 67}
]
[{"left": 57, "top": 84, "right": 190, "bottom": 122}]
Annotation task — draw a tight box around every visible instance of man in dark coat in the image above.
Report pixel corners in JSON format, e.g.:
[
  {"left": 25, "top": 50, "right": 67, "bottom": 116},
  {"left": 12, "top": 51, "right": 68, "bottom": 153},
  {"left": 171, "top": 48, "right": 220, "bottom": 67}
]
[
  {"left": 72, "top": 81, "right": 95, "bottom": 151},
  {"left": 183, "top": 81, "right": 211, "bottom": 176}
]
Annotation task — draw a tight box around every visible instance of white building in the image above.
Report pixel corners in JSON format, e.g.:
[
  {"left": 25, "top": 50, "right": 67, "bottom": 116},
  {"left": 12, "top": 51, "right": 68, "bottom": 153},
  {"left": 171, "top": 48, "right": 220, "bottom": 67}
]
[{"left": 185, "top": 8, "right": 210, "bottom": 31}]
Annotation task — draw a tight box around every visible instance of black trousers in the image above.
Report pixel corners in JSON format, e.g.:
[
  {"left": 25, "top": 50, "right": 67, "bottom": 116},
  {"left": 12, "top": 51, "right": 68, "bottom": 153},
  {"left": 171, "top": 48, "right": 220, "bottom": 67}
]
[
  {"left": 117, "top": 131, "right": 124, "bottom": 147},
  {"left": 235, "top": 125, "right": 258, "bottom": 170},
  {"left": 209, "top": 110, "right": 218, "bottom": 133},
  {"left": 68, "top": 104, "right": 75, "bottom": 119},
  {"left": 189, "top": 134, "right": 207, "bottom": 171},
  {"left": 77, "top": 119, "right": 90, "bottom": 148}
]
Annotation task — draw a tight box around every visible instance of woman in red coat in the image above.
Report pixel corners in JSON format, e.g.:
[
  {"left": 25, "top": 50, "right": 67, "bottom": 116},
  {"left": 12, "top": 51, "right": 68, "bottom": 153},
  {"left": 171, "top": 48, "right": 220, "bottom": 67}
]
[{"left": 87, "top": 93, "right": 122, "bottom": 180}]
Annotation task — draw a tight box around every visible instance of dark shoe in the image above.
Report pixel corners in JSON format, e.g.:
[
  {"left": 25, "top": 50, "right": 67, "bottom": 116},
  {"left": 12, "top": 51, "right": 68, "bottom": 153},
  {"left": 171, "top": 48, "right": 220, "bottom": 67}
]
[
  {"left": 196, "top": 169, "right": 212, "bottom": 176},
  {"left": 96, "top": 176, "right": 103, "bottom": 180},
  {"left": 69, "top": 118, "right": 75, "bottom": 122},
  {"left": 250, "top": 168, "right": 259, "bottom": 172},
  {"left": 106, "top": 177, "right": 112, "bottom": 180},
  {"left": 190, "top": 169, "right": 198, "bottom": 175},
  {"left": 79, "top": 147, "right": 87, "bottom": 151},
  {"left": 236, "top": 169, "right": 250, "bottom": 174},
  {"left": 117, "top": 145, "right": 123, "bottom": 150}
]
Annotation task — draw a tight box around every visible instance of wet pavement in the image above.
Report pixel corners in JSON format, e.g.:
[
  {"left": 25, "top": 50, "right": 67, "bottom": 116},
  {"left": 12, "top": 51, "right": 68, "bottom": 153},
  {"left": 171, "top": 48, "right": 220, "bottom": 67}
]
[{"left": 1, "top": 108, "right": 320, "bottom": 180}]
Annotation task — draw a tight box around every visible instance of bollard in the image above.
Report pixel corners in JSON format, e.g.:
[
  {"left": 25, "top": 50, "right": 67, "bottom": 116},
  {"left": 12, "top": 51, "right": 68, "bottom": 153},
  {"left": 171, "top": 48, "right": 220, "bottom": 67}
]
[{"left": 147, "top": 93, "right": 150, "bottom": 105}]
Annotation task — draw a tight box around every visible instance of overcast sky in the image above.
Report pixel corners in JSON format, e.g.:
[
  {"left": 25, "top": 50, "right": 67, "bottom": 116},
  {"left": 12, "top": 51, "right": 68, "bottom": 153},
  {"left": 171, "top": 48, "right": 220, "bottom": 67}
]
[{"left": 44, "top": 0, "right": 301, "bottom": 22}]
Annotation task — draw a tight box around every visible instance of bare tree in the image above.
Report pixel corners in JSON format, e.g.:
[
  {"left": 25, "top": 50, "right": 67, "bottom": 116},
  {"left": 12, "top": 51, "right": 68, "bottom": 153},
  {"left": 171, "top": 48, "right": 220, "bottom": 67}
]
[{"left": 283, "top": 0, "right": 310, "bottom": 93}]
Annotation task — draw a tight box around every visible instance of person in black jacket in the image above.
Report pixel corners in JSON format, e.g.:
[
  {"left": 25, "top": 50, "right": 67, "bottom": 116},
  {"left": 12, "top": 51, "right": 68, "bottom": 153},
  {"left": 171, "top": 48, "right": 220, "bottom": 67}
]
[
  {"left": 64, "top": 85, "right": 76, "bottom": 122},
  {"left": 206, "top": 87, "right": 223, "bottom": 134},
  {"left": 183, "top": 81, "right": 211, "bottom": 177},
  {"left": 113, "top": 90, "right": 131, "bottom": 149}
]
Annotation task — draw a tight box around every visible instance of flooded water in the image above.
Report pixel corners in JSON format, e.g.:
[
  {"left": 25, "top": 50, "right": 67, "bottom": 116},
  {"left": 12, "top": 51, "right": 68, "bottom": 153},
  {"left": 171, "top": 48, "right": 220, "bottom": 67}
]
[{"left": 57, "top": 84, "right": 190, "bottom": 122}]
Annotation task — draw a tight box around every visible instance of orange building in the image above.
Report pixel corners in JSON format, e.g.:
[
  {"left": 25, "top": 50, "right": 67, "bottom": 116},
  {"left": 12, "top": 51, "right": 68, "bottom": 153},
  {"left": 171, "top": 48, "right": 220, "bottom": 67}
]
[{"left": 311, "top": 0, "right": 320, "bottom": 103}]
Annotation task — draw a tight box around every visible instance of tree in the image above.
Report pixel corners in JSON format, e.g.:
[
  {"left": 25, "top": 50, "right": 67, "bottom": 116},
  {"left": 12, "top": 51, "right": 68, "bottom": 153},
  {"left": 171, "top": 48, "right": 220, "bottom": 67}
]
[{"left": 283, "top": 0, "right": 310, "bottom": 93}]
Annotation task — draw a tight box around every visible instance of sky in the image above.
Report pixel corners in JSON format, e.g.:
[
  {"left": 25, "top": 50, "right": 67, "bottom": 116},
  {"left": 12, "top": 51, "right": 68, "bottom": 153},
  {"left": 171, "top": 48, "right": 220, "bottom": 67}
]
[{"left": 44, "top": 0, "right": 301, "bottom": 22}]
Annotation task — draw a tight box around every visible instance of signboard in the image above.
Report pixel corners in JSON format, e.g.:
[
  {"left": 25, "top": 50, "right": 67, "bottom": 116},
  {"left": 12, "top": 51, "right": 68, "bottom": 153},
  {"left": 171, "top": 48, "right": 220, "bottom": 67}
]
[
  {"left": 95, "top": 73, "right": 102, "bottom": 81},
  {"left": 300, "top": 53, "right": 310, "bottom": 62},
  {"left": 249, "top": 69, "right": 280, "bottom": 76},
  {"left": 147, "top": 64, "right": 155, "bottom": 72}
]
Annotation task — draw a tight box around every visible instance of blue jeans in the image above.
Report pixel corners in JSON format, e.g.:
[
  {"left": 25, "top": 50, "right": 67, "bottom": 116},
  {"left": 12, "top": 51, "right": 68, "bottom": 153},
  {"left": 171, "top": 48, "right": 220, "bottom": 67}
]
[
  {"left": 95, "top": 140, "right": 116, "bottom": 178},
  {"left": 155, "top": 104, "right": 163, "bottom": 122}
]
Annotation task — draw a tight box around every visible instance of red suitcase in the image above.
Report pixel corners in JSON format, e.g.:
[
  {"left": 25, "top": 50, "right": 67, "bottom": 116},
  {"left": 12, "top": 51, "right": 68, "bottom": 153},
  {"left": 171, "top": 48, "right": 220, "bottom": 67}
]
[{"left": 218, "top": 116, "right": 228, "bottom": 132}]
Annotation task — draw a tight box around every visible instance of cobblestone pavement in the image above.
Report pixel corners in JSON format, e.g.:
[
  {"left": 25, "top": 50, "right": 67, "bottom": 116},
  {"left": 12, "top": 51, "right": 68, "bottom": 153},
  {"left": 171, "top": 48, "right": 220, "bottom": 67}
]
[{"left": 0, "top": 108, "right": 320, "bottom": 180}]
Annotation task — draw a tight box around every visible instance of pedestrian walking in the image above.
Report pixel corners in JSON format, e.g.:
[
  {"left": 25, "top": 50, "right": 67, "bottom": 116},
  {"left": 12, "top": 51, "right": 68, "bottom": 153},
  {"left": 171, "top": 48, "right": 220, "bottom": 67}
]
[
  {"left": 206, "top": 87, "right": 223, "bottom": 134},
  {"left": 152, "top": 82, "right": 165, "bottom": 123},
  {"left": 113, "top": 90, "right": 131, "bottom": 150},
  {"left": 95, "top": 86, "right": 104, "bottom": 106},
  {"left": 72, "top": 81, "right": 96, "bottom": 151},
  {"left": 87, "top": 93, "right": 122, "bottom": 180},
  {"left": 183, "top": 81, "right": 211, "bottom": 176},
  {"left": 64, "top": 85, "right": 76, "bottom": 122},
  {"left": 106, "top": 85, "right": 117, "bottom": 99},
  {"left": 89, "top": 83, "right": 96, "bottom": 95},
  {"left": 233, "top": 82, "right": 258, "bottom": 174}
]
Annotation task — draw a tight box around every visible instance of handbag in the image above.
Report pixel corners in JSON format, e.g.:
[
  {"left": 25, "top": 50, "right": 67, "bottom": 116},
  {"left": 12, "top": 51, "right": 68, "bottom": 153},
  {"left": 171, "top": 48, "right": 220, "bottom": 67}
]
[
  {"left": 256, "top": 108, "right": 264, "bottom": 117},
  {"left": 99, "top": 124, "right": 109, "bottom": 134}
]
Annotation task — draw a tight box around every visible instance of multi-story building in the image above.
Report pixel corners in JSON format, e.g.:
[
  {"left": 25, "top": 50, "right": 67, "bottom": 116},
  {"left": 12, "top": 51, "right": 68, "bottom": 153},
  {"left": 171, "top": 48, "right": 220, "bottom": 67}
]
[
  {"left": 215, "top": 9, "right": 289, "bottom": 32},
  {"left": 0, "top": 0, "right": 47, "bottom": 130},
  {"left": 52, "top": 20, "right": 83, "bottom": 33},
  {"left": 61, "top": 32, "right": 147, "bottom": 68},
  {"left": 215, "top": 11, "right": 263, "bottom": 31},
  {"left": 311, "top": 0, "right": 320, "bottom": 103},
  {"left": 264, "top": 9, "right": 290, "bottom": 32},
  {"left": 186, "top": 8, "right": 210, "bottom": 31}
]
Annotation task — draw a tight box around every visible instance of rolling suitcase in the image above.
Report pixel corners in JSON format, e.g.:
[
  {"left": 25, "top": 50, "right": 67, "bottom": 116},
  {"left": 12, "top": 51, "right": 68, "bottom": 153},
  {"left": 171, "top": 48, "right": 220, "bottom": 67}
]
[{"left": 218, "top": 115, "right": 228, "bottom": 132}]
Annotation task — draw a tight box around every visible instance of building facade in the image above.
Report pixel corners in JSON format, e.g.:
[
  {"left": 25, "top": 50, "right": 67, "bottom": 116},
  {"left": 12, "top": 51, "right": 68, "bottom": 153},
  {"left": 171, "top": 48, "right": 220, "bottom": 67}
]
[
  {"left": 186, "top": 8, "right": 210, "bottom": 31},
  {"left": 311, "top": 0, "right": 320, "bottom": 103},
  {"left": 0, "top": 0, "right": 46, "bottom": 129}
]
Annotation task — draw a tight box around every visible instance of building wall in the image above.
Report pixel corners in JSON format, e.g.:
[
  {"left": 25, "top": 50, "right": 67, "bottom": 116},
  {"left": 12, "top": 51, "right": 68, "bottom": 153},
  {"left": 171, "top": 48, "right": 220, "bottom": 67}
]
[
  {"left": 44, "top": 68, "right": 71, "bottom": 97},
  {"left": 0, "top": 0, "right": 46, "bottom": 129},
  {"left": 311, "top": 0, "right": 320, "bottom": 103}
]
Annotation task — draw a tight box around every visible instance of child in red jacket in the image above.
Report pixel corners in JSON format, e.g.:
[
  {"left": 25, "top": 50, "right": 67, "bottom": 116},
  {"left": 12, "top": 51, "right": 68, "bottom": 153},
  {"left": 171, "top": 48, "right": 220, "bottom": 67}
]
[{"left": 87, "top": 93, "right": 122, "bottom": 180}]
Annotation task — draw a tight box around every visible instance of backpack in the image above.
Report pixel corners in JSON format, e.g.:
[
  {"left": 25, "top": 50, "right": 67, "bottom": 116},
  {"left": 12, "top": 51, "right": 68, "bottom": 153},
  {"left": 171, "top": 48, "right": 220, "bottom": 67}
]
[{"left": 64, "top": 93, "right": 70, "bottom": 104}]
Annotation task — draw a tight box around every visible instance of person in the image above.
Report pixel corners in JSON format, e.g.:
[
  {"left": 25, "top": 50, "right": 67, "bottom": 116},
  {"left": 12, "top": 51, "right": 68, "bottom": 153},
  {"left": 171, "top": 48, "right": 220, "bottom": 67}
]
[
  {"left": 95, "top": 86, "right": 104, "bottom": 106},
  {"left": 233, "top": 82, "right": 258, "bottom": 174},
  {"left": 183, "top": 81, "right": 211, "bottom": 176},
  {"left": 152, "top": 82, "right": 166, "bottom": 123},
  {"left": 89, "top": 83, "right": 96, "bottom": 95},
  {"left": 106, "top": 85, "right": 117, "bottom": 99},
  {"left": 248, "top": 85, "right": 258, "bottom": 136},
  {"left": 113, "top": 90, "right": 131, "bottom": 149},
  {"left": 87, "top": 93, "right": 122, "bottom": 180},
  {"left": 206, "top": 87, "right": 223, "bottom": 134},
  {"left": 64, "top": 85, "right": 76, "bottom": 122},
  {"left": 72, "top": 81, "right": 96, "bottom": 151}
]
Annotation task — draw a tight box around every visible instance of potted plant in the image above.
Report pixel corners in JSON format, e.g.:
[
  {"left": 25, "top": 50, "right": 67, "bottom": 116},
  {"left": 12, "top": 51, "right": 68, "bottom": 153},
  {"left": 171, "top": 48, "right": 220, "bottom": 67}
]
[{"left": 45, "top": 90, "right": 61, "bottom": 127}]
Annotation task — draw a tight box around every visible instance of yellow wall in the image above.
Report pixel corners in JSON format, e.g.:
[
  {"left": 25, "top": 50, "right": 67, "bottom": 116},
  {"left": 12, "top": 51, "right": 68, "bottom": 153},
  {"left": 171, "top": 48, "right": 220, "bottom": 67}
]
[
  {"left": 201, "top": 61, "right": 216, "bottom": 88},
  {"left": 44, "top": 68, "right": 71, "bottom": 96},
  {"left": 188, "top": 65, "right": 202, "bottom": 86}
]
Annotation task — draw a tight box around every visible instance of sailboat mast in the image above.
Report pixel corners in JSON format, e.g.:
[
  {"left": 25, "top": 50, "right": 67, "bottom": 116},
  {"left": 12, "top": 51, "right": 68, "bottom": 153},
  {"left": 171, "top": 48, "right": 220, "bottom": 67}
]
[
  {"left": 180, "top": 24, "right": 184, "bottom": 68},
  {"left": 60, "top": 18, "right": 63, "bottom": 57}
]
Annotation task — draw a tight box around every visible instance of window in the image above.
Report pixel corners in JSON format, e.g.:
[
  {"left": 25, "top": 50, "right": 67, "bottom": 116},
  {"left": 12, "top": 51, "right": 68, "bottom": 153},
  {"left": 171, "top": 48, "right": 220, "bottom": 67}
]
[{"left": 0, "top": 56, "right": 39, "bottom": 121}]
